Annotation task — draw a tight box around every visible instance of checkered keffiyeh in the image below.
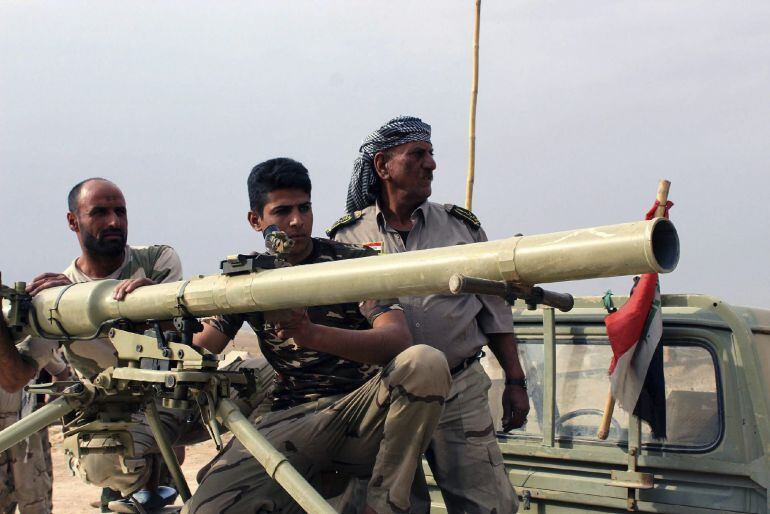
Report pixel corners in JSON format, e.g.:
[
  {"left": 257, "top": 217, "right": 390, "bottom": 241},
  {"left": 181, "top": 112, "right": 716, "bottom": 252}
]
[{"left": 345, "top": 116, "right": 431, "bottom": 213}]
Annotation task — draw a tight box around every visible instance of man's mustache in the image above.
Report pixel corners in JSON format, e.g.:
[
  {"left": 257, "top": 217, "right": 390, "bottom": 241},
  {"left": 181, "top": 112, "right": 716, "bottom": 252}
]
[{"left": 99, "top": 229, "right": 126, "bottom": 240}]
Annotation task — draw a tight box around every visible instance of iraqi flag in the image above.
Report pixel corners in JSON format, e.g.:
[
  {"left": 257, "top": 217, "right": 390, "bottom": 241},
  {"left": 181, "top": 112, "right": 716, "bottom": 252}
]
[{"left": 606, "top": 272, "right": 667, "bottom": 439}]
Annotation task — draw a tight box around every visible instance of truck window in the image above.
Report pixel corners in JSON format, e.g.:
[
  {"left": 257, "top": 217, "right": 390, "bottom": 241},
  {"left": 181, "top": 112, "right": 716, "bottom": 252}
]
[
  {"left": 484, "top": 338, "right": 721, "bottom": 451},
  {"left": 754, "top": 332, "right": 770, "bottom": 402}
]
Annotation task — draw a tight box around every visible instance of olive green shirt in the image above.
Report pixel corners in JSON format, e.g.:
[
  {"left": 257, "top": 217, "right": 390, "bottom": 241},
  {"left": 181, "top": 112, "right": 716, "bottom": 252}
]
[
  {"left": 18, "top": 245, "right": 182, "bottom": 379},
  {"left": 332, "top": 201, "right": 513, "bottom": 369}
]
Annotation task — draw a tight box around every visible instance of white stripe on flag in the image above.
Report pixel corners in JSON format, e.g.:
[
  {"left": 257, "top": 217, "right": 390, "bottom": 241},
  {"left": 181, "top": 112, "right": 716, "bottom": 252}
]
[{"left": 610, "top": 289, "right": 663, "bottom": 413}]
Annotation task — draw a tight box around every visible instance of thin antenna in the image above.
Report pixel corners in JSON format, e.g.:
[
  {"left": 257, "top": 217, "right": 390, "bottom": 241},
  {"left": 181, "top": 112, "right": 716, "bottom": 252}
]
[{"left": 465, "top": 0, "right": 481, "bottom": 210}]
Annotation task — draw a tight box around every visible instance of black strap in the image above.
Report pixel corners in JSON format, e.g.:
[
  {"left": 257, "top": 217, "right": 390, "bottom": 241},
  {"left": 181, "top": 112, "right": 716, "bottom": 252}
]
[{"left": 450, "top": 351, "right": 484, "bottom": 376}]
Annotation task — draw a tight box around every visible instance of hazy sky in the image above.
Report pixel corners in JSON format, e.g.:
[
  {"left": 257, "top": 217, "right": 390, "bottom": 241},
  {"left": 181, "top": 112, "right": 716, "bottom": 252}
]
[{"left": 2, "top": 1, "right": 768, "bottom": 307}]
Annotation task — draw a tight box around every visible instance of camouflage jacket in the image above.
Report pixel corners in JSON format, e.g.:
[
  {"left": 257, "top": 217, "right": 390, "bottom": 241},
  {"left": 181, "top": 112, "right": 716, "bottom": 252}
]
[{"left": 204, "top": 238, "right": 402, "bottom": 410}]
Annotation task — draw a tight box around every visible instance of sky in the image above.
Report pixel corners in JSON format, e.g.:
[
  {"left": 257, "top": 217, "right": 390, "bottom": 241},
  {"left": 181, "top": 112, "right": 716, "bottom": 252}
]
[{"left": 2, "top": 1, "right": 768, "bottom": 307}]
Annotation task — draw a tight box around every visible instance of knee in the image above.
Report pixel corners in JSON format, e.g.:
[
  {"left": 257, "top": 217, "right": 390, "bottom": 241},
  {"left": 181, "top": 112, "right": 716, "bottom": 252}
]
[
  {"left": 403, "top": 345, "right": 449, "bottom": 374},
  {"left": 77, "top": 453, "right": 150, "bottom": 497},
  {"left": 388, "top": 345, "right": 451, "bottom": 396}
]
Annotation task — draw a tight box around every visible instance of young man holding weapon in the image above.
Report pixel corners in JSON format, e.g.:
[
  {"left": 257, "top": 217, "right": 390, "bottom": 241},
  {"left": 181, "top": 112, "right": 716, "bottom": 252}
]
[{"left": 186, "top": 157, "right": 451, "bottom": 514}]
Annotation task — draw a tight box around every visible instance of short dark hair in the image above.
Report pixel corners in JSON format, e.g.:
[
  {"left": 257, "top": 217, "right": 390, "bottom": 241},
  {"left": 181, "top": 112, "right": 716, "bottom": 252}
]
[
  {"left": 247, "top": 158, "right": 312, "bottom": 214},
  {"left": 67, "top": 177, "right": 113, "bottom": 213}
]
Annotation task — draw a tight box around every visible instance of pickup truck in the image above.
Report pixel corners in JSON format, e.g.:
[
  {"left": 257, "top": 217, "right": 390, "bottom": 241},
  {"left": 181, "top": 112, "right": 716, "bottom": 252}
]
[{"left": 426, "top": 294, "right": 770, "bottom": 513}]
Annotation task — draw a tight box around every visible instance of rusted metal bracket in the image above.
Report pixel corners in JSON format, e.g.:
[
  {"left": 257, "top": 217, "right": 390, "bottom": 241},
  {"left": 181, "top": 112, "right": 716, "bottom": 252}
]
[
  {"left": 606, "top": 417, "right": 654, "bottom": 511},
  {"left": 609, "top": 469, "right": 654, "bottom": 489}
]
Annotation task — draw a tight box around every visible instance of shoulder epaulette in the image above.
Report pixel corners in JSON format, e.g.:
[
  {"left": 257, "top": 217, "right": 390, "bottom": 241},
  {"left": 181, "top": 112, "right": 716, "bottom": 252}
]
[
  {"left": 325, "top": 211, "right": 363, "bottom": 238},
  {"left": 315, "top": 237, "right": 377, "bottom": 258},
  {"left": 445, "top": 204, "right": 481, "bottom": 230}
]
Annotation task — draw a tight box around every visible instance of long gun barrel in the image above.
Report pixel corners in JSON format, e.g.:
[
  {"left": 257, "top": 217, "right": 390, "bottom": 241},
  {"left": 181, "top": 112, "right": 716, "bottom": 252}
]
[
  {"left": 5, "top": 219, "right": 678, "bottom": 340},
  {"left": 0, "top": 397, "right": 74, "bottom": 452}
]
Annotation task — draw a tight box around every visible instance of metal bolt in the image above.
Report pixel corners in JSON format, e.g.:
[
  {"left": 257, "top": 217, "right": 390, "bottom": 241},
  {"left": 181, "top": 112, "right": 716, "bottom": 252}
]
[
  {"left": 165, "top": 375, "right": 176, "bottom": 388},
  {"left": 109, "top": 328, "right": 116, "bottom": 338},
  {"left": 177, "top": 349, "right": 185, "bottom": 359},
  {"left": 135, "top": 345, "right": 143, "bottom": 353}
]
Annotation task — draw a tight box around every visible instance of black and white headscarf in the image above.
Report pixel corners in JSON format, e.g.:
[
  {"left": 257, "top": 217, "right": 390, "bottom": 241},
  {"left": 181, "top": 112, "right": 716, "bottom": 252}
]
[{"left": 345, "top": 116, "right": 431, "bottom": 213}]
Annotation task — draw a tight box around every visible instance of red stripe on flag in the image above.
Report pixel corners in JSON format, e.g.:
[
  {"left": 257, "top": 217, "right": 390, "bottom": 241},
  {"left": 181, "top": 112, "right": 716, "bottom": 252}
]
[{"left": 606, "top": 273, "right": 659, "bottom": 374}]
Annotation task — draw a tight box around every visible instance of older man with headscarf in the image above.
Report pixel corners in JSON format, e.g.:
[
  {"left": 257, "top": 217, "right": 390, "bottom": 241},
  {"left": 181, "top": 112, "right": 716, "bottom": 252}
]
[{"left": 329, "top": 116, "right": 529, "bottom": 514}]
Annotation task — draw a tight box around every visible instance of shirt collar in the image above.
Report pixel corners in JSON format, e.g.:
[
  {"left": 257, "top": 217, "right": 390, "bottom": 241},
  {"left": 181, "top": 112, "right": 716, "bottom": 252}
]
[
  {"left": 70, "top": 245, "right": 130, "bottom": 281},
  {"left": 298, "top": 238, "right": 321, "bottom": 265},
  {"left": 374, "top": 200, "right": 429, "bottom": 230}
]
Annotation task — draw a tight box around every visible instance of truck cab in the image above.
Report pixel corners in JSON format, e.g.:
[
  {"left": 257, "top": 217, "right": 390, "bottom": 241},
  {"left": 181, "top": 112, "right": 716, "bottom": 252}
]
[{"left": 426, "top": 294, "right": 770, "bottom": 513}]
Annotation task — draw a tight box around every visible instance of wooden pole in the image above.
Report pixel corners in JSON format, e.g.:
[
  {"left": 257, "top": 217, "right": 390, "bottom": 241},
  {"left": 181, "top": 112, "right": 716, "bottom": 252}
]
[
  {"left": 597, "top": 179, "right": 670, "bottom": 440},
  {"left": 655, "top": 181, "right": 671, "bottom": 213},
  {"left": 465, "top": 0, "right": 481, "bottom": 210}
]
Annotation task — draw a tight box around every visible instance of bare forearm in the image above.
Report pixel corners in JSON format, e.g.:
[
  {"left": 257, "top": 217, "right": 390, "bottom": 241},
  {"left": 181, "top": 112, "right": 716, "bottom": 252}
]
[
  {"left": 295, "top": 322, "right": 412, "bottom": 365},
  {"left": 0, "top": 323, "right": 38, "bottom": 392},
  {"left": 487, "top": 333, "right": 525, "bottom": 379},
  {"left": 193, "top": 322, "right": 232, "bottom": 355}
]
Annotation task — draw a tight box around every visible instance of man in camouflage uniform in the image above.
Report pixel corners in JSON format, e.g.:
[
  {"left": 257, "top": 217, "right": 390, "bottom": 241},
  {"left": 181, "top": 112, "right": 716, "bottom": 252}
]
[
  {"left": 185, "top": 157, "right": 450, "bottom": 514},
  {"left": 0, "top": 345, "right": 67, "bottom": 514},
  {"left": 0, "top": 178, "right": 189, "bottom": 510},
  {"left": 330, "top": 116, "right": 530, "bottom": 514}
]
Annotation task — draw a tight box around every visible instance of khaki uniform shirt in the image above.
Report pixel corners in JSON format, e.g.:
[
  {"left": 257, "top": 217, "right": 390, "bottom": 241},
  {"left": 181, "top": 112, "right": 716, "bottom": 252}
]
[
  {"left": 333, "top": 201, "right": 513, "bottom": 369},
  {"left": 18, "top": 245, "right": 182, "bottom": 379}
]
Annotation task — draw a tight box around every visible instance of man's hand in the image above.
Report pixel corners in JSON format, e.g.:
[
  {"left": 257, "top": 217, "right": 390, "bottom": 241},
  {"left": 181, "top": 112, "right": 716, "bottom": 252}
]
[
  {"left": 501, "top": 384, "right": 530, "bottom": 432},
  {"left": 113, "top": 278, "right": 155, "bottom": 301},
  {"left": 487, "top": 332, "right": 531, "bottom": 432},
  {"left": 273, "top": 309, "right": 315, "bottom": 344},
  {"left": 26, "top": 272, "right": 72, "bottom": 296},
  {"left": 0, "top": 272, "right": 39, "bottom": 392},
  {"left": 268, "top": 308, "right": 410, "bottom": 365}
]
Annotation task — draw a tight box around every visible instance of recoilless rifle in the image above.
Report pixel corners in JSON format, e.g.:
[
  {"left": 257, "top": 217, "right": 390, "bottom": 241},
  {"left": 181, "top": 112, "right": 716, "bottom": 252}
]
[{"left": 0, "top": 218, "right": 679, "bottom": 512}]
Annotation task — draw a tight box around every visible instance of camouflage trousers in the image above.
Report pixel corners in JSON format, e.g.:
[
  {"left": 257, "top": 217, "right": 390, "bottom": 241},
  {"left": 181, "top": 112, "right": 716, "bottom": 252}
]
[
  {"left": 183, "top": 344, "right": 451, "bottom": 514},
  {"left": 69, "top": 355, "right": 273, "bottom": 497},
  {"left": 0, "top": 407, "right": 53, "bottom": 514},
  {"left": 412, "top": 360, "right": 518, "bottom": 514}
]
